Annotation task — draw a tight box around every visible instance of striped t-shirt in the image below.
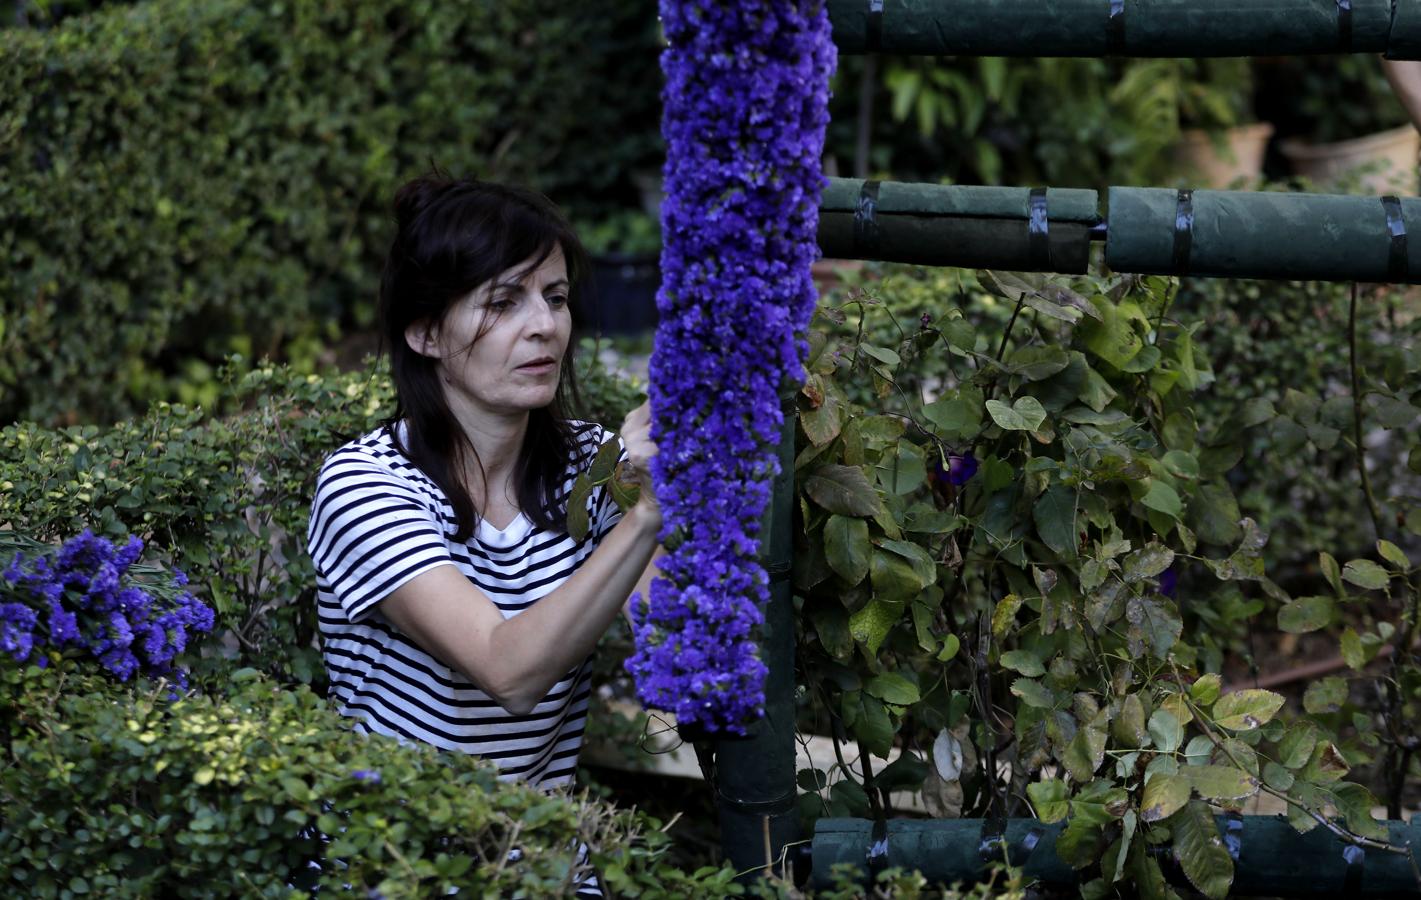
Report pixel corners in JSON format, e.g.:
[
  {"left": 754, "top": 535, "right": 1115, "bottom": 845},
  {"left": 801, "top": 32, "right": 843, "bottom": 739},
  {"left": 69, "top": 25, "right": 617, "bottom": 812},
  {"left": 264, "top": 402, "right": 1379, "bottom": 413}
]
[{"left": 307, "top": 419, "right": 624, "bottom": 789}]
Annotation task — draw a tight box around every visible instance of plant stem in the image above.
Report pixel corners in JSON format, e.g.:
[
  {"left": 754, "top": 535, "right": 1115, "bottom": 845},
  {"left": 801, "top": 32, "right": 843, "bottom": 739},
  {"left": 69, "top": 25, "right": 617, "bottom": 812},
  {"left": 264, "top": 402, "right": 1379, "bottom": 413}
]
[
  {"left": 995, "top": 293, "right": 1028, "bottom": 363},
  {"left": 1348, "top": 282, "right": 1385, "bottom": 543}
]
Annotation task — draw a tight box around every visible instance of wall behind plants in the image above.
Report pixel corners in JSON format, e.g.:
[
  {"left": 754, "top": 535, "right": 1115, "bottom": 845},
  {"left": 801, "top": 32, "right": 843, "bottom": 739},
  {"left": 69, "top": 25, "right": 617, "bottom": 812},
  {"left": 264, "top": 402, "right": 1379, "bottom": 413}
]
[{"left": 0, "top": 0, "right": 661, "bottom": 425}]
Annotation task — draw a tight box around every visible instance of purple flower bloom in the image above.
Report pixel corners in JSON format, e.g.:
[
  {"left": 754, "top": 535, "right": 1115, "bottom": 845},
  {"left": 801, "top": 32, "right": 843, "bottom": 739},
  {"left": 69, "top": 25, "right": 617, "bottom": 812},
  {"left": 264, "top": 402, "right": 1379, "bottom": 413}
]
[
  {"left": 1158, "top": 565, "right": 1179, "bottom": 599},
  {"left": 351, "top": 769, "right": 382, "bottom": 785},
  {"left": 627, "top": 0, "right": 835, "bottom": 734},
  {"left": 933, "top": 451, "right": 978, "bottom": 487},
  {"left": 0, "top": 602, "right": 38, "bottom": 661}
]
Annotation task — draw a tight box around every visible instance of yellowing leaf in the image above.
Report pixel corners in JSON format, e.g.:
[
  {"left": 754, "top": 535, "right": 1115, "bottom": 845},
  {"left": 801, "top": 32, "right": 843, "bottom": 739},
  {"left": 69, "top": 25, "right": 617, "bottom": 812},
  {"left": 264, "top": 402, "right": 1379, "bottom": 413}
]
[{"left": 1211, "top": 689, "right": 1284, "bottom": 731}]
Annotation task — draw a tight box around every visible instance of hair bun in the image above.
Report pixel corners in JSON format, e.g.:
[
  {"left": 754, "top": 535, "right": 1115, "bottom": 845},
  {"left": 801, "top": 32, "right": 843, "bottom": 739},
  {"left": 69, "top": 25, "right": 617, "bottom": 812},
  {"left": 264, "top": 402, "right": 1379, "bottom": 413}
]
[{"left": 392, "top": 172, "right": 460, "bottom": 225}]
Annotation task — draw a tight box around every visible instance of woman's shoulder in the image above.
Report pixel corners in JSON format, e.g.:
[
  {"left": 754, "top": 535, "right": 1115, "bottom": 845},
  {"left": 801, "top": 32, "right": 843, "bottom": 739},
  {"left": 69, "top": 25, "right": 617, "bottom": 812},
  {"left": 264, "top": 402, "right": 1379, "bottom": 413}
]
[
  {"left": 318, "top": 423, "right": 419, "bottom": 481},
  {"left": 562, "top": 419, "right": 624, "bottom": 466}
]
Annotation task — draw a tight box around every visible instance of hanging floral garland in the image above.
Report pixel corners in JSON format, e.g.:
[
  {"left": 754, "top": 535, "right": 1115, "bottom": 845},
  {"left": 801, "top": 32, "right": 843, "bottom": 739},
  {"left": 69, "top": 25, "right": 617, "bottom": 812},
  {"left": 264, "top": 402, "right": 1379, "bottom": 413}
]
[{"left": 625, "top": 0, "right": 835, "bottom": 734}]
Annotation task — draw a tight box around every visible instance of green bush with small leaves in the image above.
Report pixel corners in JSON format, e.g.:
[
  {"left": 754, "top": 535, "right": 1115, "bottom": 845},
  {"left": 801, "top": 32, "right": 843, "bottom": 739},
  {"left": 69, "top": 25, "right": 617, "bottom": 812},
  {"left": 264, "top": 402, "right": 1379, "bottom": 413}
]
[{"left": 0, "top": 0, "right": 660, "bottom": 425}]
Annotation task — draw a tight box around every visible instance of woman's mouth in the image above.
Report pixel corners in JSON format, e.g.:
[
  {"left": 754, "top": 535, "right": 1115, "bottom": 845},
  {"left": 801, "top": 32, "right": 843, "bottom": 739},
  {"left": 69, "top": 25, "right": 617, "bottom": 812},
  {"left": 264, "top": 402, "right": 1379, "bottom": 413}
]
[{"left": 516, "top": 358, "right": 557, "bottom": 375}]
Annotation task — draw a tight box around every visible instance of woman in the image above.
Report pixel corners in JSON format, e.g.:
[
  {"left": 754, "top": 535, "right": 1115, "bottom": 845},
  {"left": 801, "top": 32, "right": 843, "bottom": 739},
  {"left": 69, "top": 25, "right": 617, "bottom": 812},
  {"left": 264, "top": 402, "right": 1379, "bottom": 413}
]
[{"left": 305, "top": 174, "right": 660, "bottom": 893}]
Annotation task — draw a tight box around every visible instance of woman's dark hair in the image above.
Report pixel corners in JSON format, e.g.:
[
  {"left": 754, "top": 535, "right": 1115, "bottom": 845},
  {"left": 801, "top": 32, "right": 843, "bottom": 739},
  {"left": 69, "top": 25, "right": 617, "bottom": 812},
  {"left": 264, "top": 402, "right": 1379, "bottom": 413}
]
[{"left": 378, "top": 173, "right": 590, "bottom": 542}]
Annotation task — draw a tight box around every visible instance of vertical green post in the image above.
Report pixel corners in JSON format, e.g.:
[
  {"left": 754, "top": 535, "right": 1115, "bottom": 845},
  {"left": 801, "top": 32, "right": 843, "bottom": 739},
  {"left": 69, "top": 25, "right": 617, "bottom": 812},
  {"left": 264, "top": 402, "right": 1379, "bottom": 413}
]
[{"left": 713, "top": 398, "right": 798, "bottom": 880}]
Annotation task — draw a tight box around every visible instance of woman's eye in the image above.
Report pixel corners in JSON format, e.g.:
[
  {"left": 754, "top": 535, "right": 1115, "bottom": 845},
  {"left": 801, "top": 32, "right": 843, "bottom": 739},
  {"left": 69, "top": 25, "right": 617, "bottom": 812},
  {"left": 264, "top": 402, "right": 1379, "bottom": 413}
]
[
  {"left": 488, "top": 298, "right": 514, "bottom": 311},
  {"left": 547, "top": 294, "right": 569, "bottom": 307}
]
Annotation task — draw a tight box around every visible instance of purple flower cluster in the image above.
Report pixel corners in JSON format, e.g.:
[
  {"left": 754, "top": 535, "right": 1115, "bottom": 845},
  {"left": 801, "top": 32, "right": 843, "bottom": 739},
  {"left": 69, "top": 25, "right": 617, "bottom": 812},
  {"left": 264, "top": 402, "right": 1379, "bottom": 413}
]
[
  {"left": 1, "top": 530, "right": 214, "bottom": 684},
  {"left": 626, "top": 1, "right": 835, "bottom": 733}
]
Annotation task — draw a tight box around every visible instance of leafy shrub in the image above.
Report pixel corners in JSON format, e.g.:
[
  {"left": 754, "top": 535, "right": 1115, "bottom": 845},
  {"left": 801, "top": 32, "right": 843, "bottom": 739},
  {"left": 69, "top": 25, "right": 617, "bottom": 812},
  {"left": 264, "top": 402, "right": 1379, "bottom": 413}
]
[
  {"left": 0, "top": 0, "right": 660, "bottom": 424},
  {"left": 791, "top": 268, "right": 1413, "bottom": 897},
  {"left": 0, "top": 660, "right": 742, "bottom": 898}
]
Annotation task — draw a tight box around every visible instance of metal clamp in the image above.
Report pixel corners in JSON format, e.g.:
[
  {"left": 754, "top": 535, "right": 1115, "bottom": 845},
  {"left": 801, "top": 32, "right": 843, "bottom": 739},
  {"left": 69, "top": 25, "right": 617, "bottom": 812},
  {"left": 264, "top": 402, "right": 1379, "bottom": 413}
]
[
  {"left": 866, "top": 818, "right": 890, "bottom": 876},
  {"left": 1029, "top": 188, "right": 1052, "bottom": 270},
  {"left": 1337, "top": 0, "right": 1354, "bottom": 53},
  {"left": 1383, "top": 195, "right": 1408, "bottom": 282},
  {"left": 866, "top": 0, "right": 884, "bottom": 52},
  {"left": 1172, "top": 189, "right": 1195, "bottom": 275},
  {"left": 855, "top": 179, "right": 882, "bottom": 257},
  {"left": 1106, "top": 0, "right": 1126, "bottom": 54}
]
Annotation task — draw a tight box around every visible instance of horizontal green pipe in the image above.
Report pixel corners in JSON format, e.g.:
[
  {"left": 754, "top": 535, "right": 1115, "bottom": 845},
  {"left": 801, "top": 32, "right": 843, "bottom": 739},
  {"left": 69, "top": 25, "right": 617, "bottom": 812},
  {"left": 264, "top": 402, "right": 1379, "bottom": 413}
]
[
  {"left": 1106, "top": 187, "right": 1421, "bottom": 283},
  {"left": 828, "top": 0, "right": 1421, "bottom": 58},
  {"left": 813, "top": 816, "right": 1421, "bottom": 896},
  {"left": 821, "top": 178, "right": 1100, "bottom": 223}
]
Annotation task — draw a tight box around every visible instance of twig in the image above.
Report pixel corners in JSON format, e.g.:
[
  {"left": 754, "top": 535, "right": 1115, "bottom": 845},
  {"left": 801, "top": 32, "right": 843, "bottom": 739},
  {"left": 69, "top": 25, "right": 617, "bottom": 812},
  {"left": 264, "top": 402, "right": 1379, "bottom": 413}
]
[{"left": 1348, "top": 282, "right": 1385, "bottom": 542}]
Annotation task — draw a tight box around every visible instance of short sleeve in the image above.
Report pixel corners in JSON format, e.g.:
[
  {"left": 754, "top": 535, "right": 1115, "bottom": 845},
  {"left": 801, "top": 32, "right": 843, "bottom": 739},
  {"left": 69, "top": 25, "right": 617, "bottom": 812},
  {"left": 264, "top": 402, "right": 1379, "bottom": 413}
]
[
  {"left": 306, "top": 450, "right": 453, "bottom": 623},
  {"left": 586, "top": 428, "right": 630, "bottom": 544}
]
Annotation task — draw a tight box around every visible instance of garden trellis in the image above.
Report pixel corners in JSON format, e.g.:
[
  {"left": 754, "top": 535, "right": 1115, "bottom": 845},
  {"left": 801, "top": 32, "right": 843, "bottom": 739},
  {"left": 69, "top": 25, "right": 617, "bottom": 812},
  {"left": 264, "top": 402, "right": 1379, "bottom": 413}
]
[{"left": 683, "top": 1, "right": 1421, "bottom": 894}]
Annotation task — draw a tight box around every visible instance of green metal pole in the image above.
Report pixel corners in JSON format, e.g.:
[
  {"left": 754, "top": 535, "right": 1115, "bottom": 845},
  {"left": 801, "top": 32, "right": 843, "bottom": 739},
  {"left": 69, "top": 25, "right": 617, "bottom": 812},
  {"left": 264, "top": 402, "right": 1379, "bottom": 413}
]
[{"left": 712, "top": 399, "right": 799, "bottom": 881}]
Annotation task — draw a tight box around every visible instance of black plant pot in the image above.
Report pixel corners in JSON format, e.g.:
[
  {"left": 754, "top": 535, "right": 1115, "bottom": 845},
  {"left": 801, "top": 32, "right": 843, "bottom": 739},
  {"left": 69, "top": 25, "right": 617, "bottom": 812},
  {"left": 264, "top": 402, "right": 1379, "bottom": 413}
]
[{"left": 584, "top": 252, "right": 660, "bottom": 336}]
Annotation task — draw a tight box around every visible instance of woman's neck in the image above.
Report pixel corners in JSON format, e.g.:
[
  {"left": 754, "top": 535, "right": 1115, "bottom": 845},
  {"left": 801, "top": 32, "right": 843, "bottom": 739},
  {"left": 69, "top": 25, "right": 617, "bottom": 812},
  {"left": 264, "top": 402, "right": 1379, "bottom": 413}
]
[{"left": 446, "top": 397, "right": 529, "bottom": 517}]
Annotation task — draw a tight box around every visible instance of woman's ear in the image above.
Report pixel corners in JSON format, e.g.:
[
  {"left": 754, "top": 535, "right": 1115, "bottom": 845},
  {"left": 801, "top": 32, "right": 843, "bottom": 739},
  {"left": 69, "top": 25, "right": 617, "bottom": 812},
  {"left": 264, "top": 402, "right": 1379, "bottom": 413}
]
[{"left": 404, "top": 320, "right": 442, "bottom": 359}]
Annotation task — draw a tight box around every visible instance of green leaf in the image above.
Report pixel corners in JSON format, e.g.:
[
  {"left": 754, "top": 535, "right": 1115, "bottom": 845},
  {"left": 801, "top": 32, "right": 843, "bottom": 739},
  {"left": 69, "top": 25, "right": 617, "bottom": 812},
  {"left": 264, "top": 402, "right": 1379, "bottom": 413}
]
[
  {"left": 1378, "top": 540, "right": 1411, "bottom": 571},
  {"left": 852, "top": 695, "right": 895, "bottom": 758},
  {"left": 1112, "top": 693, "right": 1149, "bottom": 747},
  {"left": 587, "top": 437, "right": 622, "bottom": 482},
  {"left": 921, "top": 396, "right": 983, "bottom": 440},
  {"left": 1277, "top": 596, "right": 1334, "bottom": 634},
  {"left": 864, "top": 673, "right": 920, "bottom": 706},
  {"left": 991, "top": 593, "right": 1024, "bottom": 640},
  {"left": 1320, "top": 551, "right": 1345, "bottom": 597},
  {"left": 1010, "top": 677, "right": 1057, "bottom": 709},
  {"left": 1186, "top": 765, "right": 1259, "bottom": 801},
  {"left": 1262, "top": 761, "right": 1295, "bottom": 791},
  {"left": 1064, "top": 723, "right": 1107, "bottom": 782},
  {"left": 1191, "top": 482, "right": 1241, "bottom": 546},
  {"left": 1160, "top": 450, "right": 1199, "bottom": 481},
  {"left": 1148, "top": 709, "right": 1184, "bottom": 754},
  {"left": 1211, "top": 689, "right": 1284, "bottom": 731},
  {"left": 1007, "top": 346, "right": 1072, "bottom": 381},
  {"left": 1340, "top": 628, "right": 1365, "bottom": 671},
  {"left": 1122, "top": 543, "right": 1174, "bottom": 582},
  {"left": 1332, "top": 783, "right": 1389, "bottom": 841},
  {"left": 860, "top": 344, "right": 901, "bottom": 367},
  {"left": 1001, "top": 649, "right": 1045, "bottom": 677},
  {"left": 1171, "top": 800, "right": 1234, "bottom": 900},
  {"left": 565, "top": 474, "right": 592, "bottom": 541},
  {"left": 1140, "top": 773, "right": 1191, "bottom": 823},
  {"left": 1189, "top": 674, "right": 1222, "bottom": 708},
  {"left": 985, "top": 396, "right": 1048, "bottom": 432},
  {"left": 1303, "top": 677, "right": 1348, "bottom": 715},
  {"left": 848, "top": 600, "right": 904, "bottom": 656},
  {"left": 1027, "top": 778, "right": 1071, "bottom": 824},
  {"left": 870, "top": 547, "right": 926, "bottom": 601},
  {"left": 1125, "top": 596, "right": 1182, "bottom": 658},
  {"left": 874, "top": 441, "right": 926, "bottom": 495},
  {"left": 805, "top": 465, "right": 881, "bottom": 517},
  {"left": 1139, "top": 480, "right": 1183, "bottom": 519},
  {"left": 1342, "top": 559, "right": 1390, "bottom": 591},
  {"left": 823, "top": 515, "right": 870, "bottom": 585},
  {"left": 1082, "top": 297, "right": 1146, "bottom": 370},
  {"left": 1033, "top": 485, "right": 1080, "bottom": 558}
]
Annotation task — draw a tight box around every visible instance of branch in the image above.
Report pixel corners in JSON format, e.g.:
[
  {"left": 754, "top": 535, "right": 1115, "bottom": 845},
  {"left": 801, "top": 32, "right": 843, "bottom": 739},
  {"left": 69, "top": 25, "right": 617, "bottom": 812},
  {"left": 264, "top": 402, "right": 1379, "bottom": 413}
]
[{"left": 1348, "top": 282, "right": 1385, "bottom": 542}]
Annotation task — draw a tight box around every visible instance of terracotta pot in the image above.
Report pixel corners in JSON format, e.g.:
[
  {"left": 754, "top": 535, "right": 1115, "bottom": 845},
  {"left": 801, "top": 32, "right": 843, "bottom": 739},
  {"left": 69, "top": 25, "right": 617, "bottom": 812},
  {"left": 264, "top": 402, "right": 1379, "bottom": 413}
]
[
  {"left": 1279, "top": 124, "right": 1421, "bottom": 195},
  {"left": 1170, "top": 122, "right": 1275, "bottom": 189}
]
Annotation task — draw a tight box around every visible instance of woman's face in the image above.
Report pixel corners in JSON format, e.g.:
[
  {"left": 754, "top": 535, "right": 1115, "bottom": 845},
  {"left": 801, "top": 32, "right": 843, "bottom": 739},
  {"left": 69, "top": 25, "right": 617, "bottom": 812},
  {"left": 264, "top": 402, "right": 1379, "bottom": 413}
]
[{"left": 413, "top": 246, "right": 572, "bottom": 417}]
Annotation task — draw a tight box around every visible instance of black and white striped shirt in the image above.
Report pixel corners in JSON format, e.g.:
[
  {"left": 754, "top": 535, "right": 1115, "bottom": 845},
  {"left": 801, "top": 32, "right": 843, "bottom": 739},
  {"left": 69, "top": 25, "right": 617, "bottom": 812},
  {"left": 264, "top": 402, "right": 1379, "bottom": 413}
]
[{"left": 307, "top": 419, "right": 624, "bottom": 790}]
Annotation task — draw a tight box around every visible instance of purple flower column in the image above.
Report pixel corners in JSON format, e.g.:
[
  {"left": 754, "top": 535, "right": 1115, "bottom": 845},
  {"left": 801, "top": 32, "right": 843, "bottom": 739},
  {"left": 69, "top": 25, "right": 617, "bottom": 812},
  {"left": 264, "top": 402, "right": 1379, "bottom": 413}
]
[{"left": 627, "top": 0, "right": 834, "bottom": 737}]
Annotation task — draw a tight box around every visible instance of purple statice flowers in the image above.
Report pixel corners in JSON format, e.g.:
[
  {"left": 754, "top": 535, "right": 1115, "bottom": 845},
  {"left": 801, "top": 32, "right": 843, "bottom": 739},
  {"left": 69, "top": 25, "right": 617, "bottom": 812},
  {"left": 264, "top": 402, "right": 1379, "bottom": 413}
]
[
  {"left": 1, "top": 529, "right": 214, "bottom": 684},
  {"left": 627, "top": 1, "right": 835, "bottom": 733}
]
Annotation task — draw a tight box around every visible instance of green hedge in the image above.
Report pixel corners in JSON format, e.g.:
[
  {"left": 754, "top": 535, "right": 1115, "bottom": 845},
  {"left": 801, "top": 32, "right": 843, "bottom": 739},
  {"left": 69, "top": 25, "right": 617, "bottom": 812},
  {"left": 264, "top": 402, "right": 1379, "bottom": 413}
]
[
  {"left": 0, "top": 351, "right": 641, "bottom": 687},
  {"left": 0, "top": 0, "right": 660, "bottom": 424},
  {"left": 0, "top": 661, "right": 744, "bottom": 898}
]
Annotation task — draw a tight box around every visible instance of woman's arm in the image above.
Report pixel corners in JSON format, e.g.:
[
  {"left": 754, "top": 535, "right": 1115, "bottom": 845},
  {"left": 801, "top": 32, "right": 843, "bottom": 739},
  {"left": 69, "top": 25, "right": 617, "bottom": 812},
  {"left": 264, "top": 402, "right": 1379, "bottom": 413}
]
[
  {"left": 379, "top": 402, "right": 661, "bottom": 715},
  {"left": 379, "top": 502, "right": 660, "bottom": 715}
]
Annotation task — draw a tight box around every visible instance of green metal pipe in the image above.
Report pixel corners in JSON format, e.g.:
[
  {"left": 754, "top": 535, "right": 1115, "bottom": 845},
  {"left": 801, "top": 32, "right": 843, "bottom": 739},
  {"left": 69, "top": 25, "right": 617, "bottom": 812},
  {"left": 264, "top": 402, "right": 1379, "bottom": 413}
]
[
  {"left": 712, "top": 400, "right": 799, "bottom": 881},
  {"left": 828, "top": 0, "right": 1421, "bottom": 58},
  {"left": 818, "top": 178, "right": 1099, "bottom": 274},
  {"left": 1106, "top": 187, "right": 1421, "bottom": 283},
  {"left": 812, "top": 816, "right": 1421, "bottom": 895}
]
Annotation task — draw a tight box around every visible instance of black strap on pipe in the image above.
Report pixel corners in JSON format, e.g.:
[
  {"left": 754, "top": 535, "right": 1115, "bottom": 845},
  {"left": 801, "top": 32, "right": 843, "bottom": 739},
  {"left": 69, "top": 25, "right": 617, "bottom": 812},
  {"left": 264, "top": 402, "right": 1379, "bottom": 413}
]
[
  {"left": 1341, "top": 843, "right": 1366, "bottom": 896},
  {"left": 866, "top": 0, "right": 884, "bottom": 53},
  {"left": 977, "top": 814, "right": 1008, "bottom": 866},
  {"left": 855, "top": 179, "right": 882, "bottom": 257},
  {"left": 1172, "top": 189, "right": 1195, "bottom": 275},
  {"left": 866, "top": 818, "right": 890, "bottom": 877},
  {"left": 1338, "top": 0, "right": 1354, "bottom": 52},
  {"left": 1020, "top": 824, "right": 1045, "bottom": 859},
  {"left": 1028, "top": 187, "right": 1052, "bottom": 270},
  {"left": 1383, "top": 195, "right": 1408, "bottom": 282},
  {"left": 1106, "top": 0, "right": 1126, "bottom": 54}
]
